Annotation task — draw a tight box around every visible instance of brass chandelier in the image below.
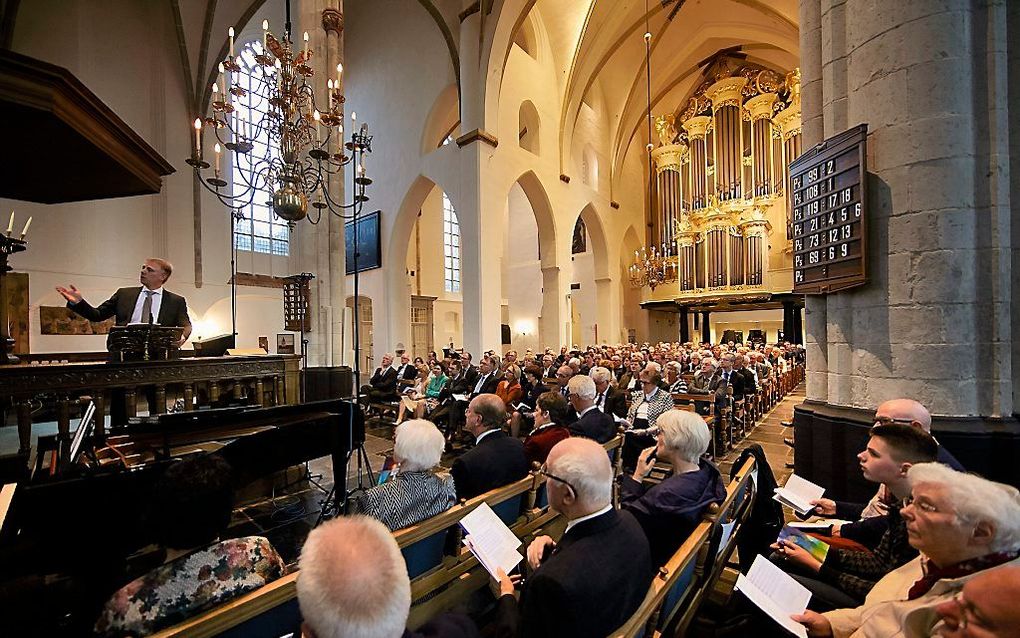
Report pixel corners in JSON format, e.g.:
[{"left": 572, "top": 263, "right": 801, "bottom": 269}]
[{"left": 186, "top": 0, "right": 372, "bottom": 224}]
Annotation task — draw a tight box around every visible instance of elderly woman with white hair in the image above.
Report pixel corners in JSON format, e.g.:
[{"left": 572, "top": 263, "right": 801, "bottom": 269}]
[
  {"left": 793, "top": 463, "right": 1020, "bottom": 638},
  {"left": 620, "top": 409, "right": 726, "bottom": 567},
  {"left": 350, "top": 419, "right": 456, "bottom": 531}
]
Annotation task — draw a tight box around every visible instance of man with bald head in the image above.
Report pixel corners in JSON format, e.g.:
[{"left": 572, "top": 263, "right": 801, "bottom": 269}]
[
  {"left": 450, "top": 394, "right": 528, "bottom": 500},
  {"left": 495, "top": 438, "right": 652, "bottom": 637},
  {"left": 808, "top": 398, "right": 964, "bottom": 549},
  {"left": 934, "top": 565, "right": 1020, "bottom": 637}
]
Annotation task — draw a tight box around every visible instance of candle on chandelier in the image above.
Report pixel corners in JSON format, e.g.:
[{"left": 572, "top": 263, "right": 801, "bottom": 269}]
[
  {"left": 214, "top": 143, "right": 221, "bottom": 175},
  {"left": 228, "top": 27, "right": 235, "bottom": 57},
  {"left": 218, "top": 62, "right": 226, "bottom": 97},
  {"left": 262, "top": 20, "right": 269, "bottom": 49},
  {"left": 274, "top": 59, "right": 282, "bottom": 91},
  {"left": 327, "top": 79, "right": 333, "bottom": 111},
  {"left": 303, "top": 32, "right": 309, "bottom": 59},
  {"left": 313, "top": 110, "right": 321, "bottom": 142},
  {"left": 19, "top": 216, "right": 31, "bottom": 240},
  {"left": 193, "top": 118, "right": 202, "bottom": 158},
  {"left": 336, "top": 62, "right": 343, "bottom": 91},
  {"left": 6, "top": 211, "right": 13, "bottom": 235}
]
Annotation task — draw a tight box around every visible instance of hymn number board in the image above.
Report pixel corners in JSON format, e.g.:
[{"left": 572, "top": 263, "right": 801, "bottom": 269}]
[{"left": 789, "top": 123, "right": 868, "bottom": 294}]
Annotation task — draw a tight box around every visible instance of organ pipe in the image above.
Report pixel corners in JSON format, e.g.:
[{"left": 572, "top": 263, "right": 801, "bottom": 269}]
[{"left": 646, "top": 63, "right": 802, "bottom": 296}]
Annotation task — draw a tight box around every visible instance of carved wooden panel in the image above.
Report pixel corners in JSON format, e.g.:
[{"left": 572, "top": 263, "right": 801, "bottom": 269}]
[{"left": 40, "top": 305, "right": 115, "bottom": 335}]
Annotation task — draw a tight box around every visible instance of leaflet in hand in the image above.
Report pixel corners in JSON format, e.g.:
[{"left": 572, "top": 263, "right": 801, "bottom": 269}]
[
  {"left": 778, "top": 526, "right": 830, "bottom": 562},
  {"left": 735, "top": 555, "right": 811, "bottom": 638},
  {"left": 773, "top": 474, "right": 825, "bottom": 516},
  {"left": 452, "top": 393, "right": 470, "bottom": 402},
  {"left": 460, "top": 502, "right": 523, "bottom": 580}
]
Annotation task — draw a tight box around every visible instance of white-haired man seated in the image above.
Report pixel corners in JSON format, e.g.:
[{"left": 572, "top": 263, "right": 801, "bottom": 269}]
[
  {"left": 350, "top": 419, "right": 455, "bottom": 531},
  {"left": 792, "top": 463, "right": 1020, "bottom": 638},
  {"left": 494, "top": 438, "right": 652, "bottom": 637},
  {"left": 297, "top": 516, "right": 479, "bottom": 638}
]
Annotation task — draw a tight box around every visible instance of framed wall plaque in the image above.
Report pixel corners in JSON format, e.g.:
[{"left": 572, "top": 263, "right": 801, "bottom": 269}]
[
  {"left": 345, "top": 210, "right": 382, "bottom": 275},
  {"left": 789, "top": 123, "right": 868, "bottom": 294}
]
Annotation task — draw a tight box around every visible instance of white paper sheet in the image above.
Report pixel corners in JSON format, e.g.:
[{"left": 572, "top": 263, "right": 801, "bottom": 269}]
[
  {"left": 453, "top": 393, "right": 470, "bottom": 402},
  {"left": 734, "top": 555, "right": 811, "bottom": 638},
  {"left": 460, "top": 502, "right": 523, "bottom": 579},
  {"left": 716, "top": 521, "right": 737, "bottom": 556},
  {"left": 773, "top": 474, "right": 825, "bottom": 515}
]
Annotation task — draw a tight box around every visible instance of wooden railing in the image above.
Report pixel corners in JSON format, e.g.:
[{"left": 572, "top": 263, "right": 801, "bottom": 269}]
[{"left": 0, "top": 355, "right": 302, "bottom": 455}]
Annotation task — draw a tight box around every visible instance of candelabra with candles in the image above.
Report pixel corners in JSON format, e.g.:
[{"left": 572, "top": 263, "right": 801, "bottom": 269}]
[
  {"left": 628, "top": 244, "right": 677, "bottom": 291},
  {"left": 186, "top": 5, "right": 372, "bottom": 225},
  {"left": 185, "top": 3, "right": 374, "bottom": 361},
  {"left": 1, "top": 212, "right": 32, "bottom": 364}
]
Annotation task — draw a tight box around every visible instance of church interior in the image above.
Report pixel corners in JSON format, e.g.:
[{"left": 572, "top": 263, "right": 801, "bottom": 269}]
[{"left": 1, "top": 0, "right": 1019, "bottom": 636}]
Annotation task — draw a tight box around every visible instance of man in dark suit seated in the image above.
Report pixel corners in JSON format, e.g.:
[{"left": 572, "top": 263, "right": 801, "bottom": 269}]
[
  {"left": 589, "top": 366, "right": 627, "bottom": 420},
  {"left": 297, "top": 515, "right": 480, "bottom": 638},
  {"left": 362, "top": 353, "right": 398, "bottom": 404},
  {"left": 450, "top": 394, "right": 529, "bottom": 501},
  {"left": 393, "top": 352, "right": 418, "bottom": 388},
  {"left": 565, "top": 375, "right": 615, "bottom": 443},
  {"left": 57, "top": 257, "right": 192, "bottom": 347},
  {"left": 494, "top": 438, "right": 653, "bottom": 637}
]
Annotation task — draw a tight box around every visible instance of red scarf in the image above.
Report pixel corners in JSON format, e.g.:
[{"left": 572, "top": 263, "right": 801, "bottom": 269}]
[{"left": 907, "top": 550, "right": 1020, "bottom": 599}]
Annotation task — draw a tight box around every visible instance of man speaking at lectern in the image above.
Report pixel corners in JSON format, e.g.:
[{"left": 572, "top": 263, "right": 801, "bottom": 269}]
[{"left": 57, "top": 258, "right": 192, "bottom": 347}]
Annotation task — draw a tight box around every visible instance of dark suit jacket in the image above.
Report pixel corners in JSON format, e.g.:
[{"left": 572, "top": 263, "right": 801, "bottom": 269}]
[
  {"left": 369, "top": 367, "right": 399, "bottom": 398},
  {"left": 569, "top": 407, "right": 616, "bottom": 443},
  {"left": 394, "top": 363, "right": 418, "bottom": 382},
  {"left": 70, "top": 286, "right": 190, "bottom": 349},
  {"left": 451, "top": 430, "right": 529, "bottom": 500},
  {"left": 729, "top": 367, "right": 757, "bottom": 401},
  {"left": 496, "top": 509, "right": 652, "bottom": 638},
  {"left": 599, "top": 387, "right": 628, "bottom": 419},
  {"left": 403, "top": 613, "right": 480, "bottom": 638},
  {"left": 469, "top": 372, "right": 499, "bottom": 397}
]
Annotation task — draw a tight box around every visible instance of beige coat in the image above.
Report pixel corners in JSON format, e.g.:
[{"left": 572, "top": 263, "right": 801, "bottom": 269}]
[{"left": 823, "top": 554, "right": 1020, "bottom": 638}]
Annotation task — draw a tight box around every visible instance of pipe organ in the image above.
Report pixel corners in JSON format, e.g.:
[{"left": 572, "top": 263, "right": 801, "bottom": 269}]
[{"left": 648, "top": 63, "right": 802, "bottom": 297}]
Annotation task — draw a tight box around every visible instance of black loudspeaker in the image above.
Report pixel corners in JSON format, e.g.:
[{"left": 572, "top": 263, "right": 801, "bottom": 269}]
[
  {"left": 303, "top": 366, "right": 354, "bottom": 401},
  {"left": 501, "top": 324, "right": 512, "bottom": 345}
]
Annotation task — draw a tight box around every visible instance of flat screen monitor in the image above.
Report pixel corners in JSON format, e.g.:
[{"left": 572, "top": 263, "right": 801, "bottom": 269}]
[{"left": 68, "top": 401, "right": 97, "bottom": 467}]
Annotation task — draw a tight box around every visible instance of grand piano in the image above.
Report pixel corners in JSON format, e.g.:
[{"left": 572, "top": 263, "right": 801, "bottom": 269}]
[{"left": 0, "top": 398, "right": 364, "bottom": 636}]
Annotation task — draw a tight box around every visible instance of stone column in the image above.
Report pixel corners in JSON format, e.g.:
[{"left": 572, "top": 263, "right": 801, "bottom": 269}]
[
  {"left": 541, "top": 266, "right": 567, "bottom": 349},
  {"left": 797, "top": 0, "right": 1018, "bottom": 493}
]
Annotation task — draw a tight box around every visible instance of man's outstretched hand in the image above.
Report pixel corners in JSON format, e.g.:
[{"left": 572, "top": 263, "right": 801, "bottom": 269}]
[{"left": 56, "top": 285, "right": 83, "bottom": 304}]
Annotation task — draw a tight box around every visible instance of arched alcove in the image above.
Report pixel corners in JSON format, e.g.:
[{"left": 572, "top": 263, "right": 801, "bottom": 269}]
[
  {"left": 518, "top": 100, "right": 540, "bottom": 155},
  {"left": 420, "top": 83, "right": 460, "bottom": 154},
  {"left": 512, "top": 10, "right": 538, "bottom": 60}
]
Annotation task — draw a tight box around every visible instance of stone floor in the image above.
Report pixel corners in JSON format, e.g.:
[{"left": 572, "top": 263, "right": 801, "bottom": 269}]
[{"left": 717, "top": 384, "right": 804, "bottom": 485}]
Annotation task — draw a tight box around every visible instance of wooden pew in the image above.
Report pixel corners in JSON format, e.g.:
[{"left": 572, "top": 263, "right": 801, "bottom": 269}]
[
  {"left": 609, "top": 520, "right": 714, "bottom": 638},
  {"left": 672, "top": 454, "right": 757, "bottom": 635},
  {"left": 149, "top": 470, "right": 549, "bottom": 637}
]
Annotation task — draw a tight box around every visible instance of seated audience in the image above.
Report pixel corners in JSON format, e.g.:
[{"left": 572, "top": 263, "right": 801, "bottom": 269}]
[
  {"left": 495, "top": 364, "right": 524, "bottom": 410},
  {"left": 522, "top": 392, "right": 571, "bottom": 465},
  {"left": 776, "top": 423, "right": 938, "bottom": 611},
  {"left": 621, "top": 409, "right": 725, "bottom": 567},
  {"left": 933, "top": 564, "right": 1020, "bottom": 637},
  {"left": 590, "top": 365, "right": 628, "bottom": 419},
  {"left": 566, "top": 374, "right": 616, "bottom": 443},
  {"left": 809, "top": 399, "right": 964, "bottom": 549},
  {"left": 495, "top": 438, "right": 653, "bottom": 637},
  {"left": 351, "top": 420, "right": 456, "bottom": 531},
  {"left": 621, "top": 368, "right": 676, "bottom": 471},
  {"left": 510, "top": 365, "right": 548, "bottom": 437},
  {"left": 618, "top": 359, "right": 643, "bottom": 393},
  {"left": 664, "top": 362, "right": 689, "bottom": 394},
  {"left": 297, "top": 516, "right": 479, "bottom": 638},
  {"left": 450, "top": 394, "right": 529, "bottom": 500},
  {"left": 792, "top": 463, "right": 1020, "bottom": 637},
  {"left": 363, "top": 352, "right": 398, "bottom": 403},
  {"left": 94, "top": 455, "right": 285, "bottom": 637},
  {"left": 396, "top": 364, "right": 430, "bottom": 425}
]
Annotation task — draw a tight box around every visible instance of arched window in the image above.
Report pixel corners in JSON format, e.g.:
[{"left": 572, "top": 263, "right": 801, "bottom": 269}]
[
  {"left": 231, "top": 40, "right": 289, "bottom": 256},
  {"left": 572, "top": 216, "right": 587, "bottom": 254},
  {"left": 518, "top": 101, "right": 540, "bottom": 155},
  {"left": 442, "top": 193, "right": 461, "bottom": 292}
]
